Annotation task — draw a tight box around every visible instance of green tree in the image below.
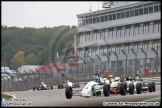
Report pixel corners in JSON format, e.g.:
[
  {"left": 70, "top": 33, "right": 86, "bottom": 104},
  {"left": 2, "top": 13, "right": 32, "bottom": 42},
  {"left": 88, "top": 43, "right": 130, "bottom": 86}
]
[
  {"left": 24, "top": 53, "right": 38, "bottom": 65},
  {"left": 10, "top": 51, "right": 25, "bottom": 70}
]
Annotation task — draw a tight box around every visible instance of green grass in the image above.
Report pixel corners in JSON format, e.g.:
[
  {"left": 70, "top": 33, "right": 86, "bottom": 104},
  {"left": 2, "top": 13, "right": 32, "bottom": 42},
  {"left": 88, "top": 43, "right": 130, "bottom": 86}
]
[
  {"left": 1, "top": 93, "right": 12, "bottom": 101},
  {"left": 145, "top": 97, "right": 161, "bottom": 102}
]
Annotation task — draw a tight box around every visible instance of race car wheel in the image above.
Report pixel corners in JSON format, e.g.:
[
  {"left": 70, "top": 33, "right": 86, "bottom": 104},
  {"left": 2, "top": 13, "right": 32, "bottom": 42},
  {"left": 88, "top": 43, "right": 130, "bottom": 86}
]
[
  {"left": 136, "top": 83, "right": 141, "bottom": 94},
  {"left": 65, "top": 86, "right": 73, "bottom": 99},
  {"left": 33, "top": 87, "right": 35, "bottom": 91},
  {"left": 152, "top": 82, "right": 155, "bottom": 92},
  {"left": 74, "top": 83, "right": 76, "bottom": 88},
  {"left": 77, "top": 83, "right": 80, "bottom": 88},
  {"left": 51, "top": 86, "right": 53, "bottom": 90},
  {"left": 103, "top": 84, "right": 110, "bottom": 97},
  {"left": 129, "top": 83, "right": 134, "bottom": 95},
  {"left": 148, "top": 82, "right": 153, "bottom": 92},
  {"left": 61, "top": 84, "right": 63, "bottom": 89},
  {"left": 37, "top": 87, "right": 39, "bottom": 90},
  {"left": 41, "top": 86, "right": 45, "bottom": 90},
  {"left": 120, "top": 82, "right": 127, "bottom": 96},
  {"left": 58, "top": 84, "right": 60, "bottom": 89}
]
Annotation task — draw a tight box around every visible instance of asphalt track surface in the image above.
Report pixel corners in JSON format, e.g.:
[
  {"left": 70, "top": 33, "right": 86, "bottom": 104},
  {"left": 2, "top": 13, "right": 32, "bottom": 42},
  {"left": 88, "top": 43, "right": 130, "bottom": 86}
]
[{"left": 3, "top": 85, "right": 161, "bottom": 107}]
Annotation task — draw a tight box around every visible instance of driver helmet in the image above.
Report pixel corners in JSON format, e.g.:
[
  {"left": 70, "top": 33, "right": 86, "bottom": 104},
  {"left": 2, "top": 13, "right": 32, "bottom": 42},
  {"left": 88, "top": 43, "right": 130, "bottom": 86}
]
[
  {"left": 127, "top": 75, "right": 132, "bottom": 80},
  {"left": 41, "top": 82, "right": 44, "bottom": 85},
  {"left": 92, "top": 76, "right": 98, "bottom": 82},
  {"left": 135, "top": 77, "right": 140, "bottom": 81},
  {"left": 108, "top": 75, "right": 113, "bottom": 79},
  {"left": 114, "top": 77, "right": 120, "bottom": 82}
]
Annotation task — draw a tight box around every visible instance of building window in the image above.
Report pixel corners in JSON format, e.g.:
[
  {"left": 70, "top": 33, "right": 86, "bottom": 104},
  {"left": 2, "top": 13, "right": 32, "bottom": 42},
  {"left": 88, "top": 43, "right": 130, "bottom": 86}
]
[
  {"left": 82, "top": 18, "right": 85, "bottom": 25},
  {"left": 154, "top": 23, "right": 159, "bottom": 33},
  {"left": 113, "top": 13, "right": 116, "bottom": 20},
  {"left": 101, "top": 32, "right": 105, "bottom": 40},
  {"left": 113, "top": 30, "right": 116, "bottom": 38},
  {"left": 149, "top": 24, "right": 153, "bottom": 34},
  {"left": 134, "top": 27, "right": 139, "bottom": 36},
  {"left": 135, "top": 9, "right": 139, "bottom": 16},
  {"left": 145, "top": 25, "right": 149, "bottom": 34},
  {"left": 101, "top": 15, "right": 104, "bottom": 22},
  {"left": 109, "top": 31, "right": 113, "bottom": 39},
  {"left": 121, "top": 29, "right": 124, "bottom": 38},
  {"left": 144, "top": 7, "right": 149, "bottom": 14},
  {"left": 121, "top": 11, "right": 125, "bottom": 18},
  {"left": 89, "top": 34, "right": 92, "bottom": 41},
  {"left": 104, "top": 47, "right": 107, "bottom": 54},
  {"left": 105, "top": 31, "right": 108, "bottom": 39},
  {"left": 86, "top": 18, "right": 89, "bottom": 25},
  {"left": 149, "top": 6, "right": 153, "bottom": 13},
  {"left": 125, "top": 28, "right": 130, "bottom": 37},
  {"left": 96, "top": 16, "right": 100, "bottom": 23},
  {"left": 105, "top": 15, "right": 108, "bottom": 21},
  {"left": 117, "top": 13, "right": 121, "bottom": 19},
  {"left": 97, "top": 32, "right": 100, "bottom": 40},
  {"left": 139, "top": 26, "right": 143, "bottom": 35},
  {"left": 130, "top": 27, "right": 134, "bottom": 36},
  {"left": 109, "top": 14, "right": 112, "bottom": 21},
  {"left": 154, "top": 4, "right": 159, "bottom": 12},
  {"left": 130, "top": 9, "right": 134, "bottom": 17},
  {"left": 139, "top": 8, "right": 143, "bottom": 15},
  {"left": 126, "top": 11, "right": 129, "bottom": 18},
  {"left": 116, "top": 29, "right": 120, "bottom": 38},
  {"left": 89, "top": 18, "right": 92, "bottom": 24},
  {"left": 93, "top": 16, "right": 96, "bottom": 24},
  {"left": 148, "top": 43, "right": 152, "bottom": 52}
]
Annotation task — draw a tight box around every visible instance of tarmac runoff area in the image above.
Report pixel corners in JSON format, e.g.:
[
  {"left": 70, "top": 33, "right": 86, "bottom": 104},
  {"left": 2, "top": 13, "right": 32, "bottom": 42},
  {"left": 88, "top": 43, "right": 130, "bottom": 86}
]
[{"left": 2, "top": 85, "right": 161, "bottom": 107}]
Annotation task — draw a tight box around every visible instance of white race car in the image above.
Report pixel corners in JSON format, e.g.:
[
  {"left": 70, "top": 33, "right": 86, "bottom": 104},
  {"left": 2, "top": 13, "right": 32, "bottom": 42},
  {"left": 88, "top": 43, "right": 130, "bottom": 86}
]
[
  {"left": 65, "top": 73, "right": 111, "bottom": 99},
  {"left": 133, "top": 74, "right": 156, "bottom": 94},
  {"left": 58, "top": 80, "right": 79, "bottom": 89},
  {"left": 33, "top": 82, "right": 53, "bottom": 90}
]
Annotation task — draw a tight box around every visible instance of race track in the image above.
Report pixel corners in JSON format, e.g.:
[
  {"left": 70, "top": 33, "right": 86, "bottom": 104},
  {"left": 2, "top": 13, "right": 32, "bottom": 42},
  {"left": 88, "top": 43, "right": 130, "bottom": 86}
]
[{"left": 3, "top": 85, "right": 161, "bottom": 107}]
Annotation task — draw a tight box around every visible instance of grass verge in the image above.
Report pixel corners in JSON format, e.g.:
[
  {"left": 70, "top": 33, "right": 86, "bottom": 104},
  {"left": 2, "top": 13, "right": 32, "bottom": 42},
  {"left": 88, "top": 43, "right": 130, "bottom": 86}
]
[{"left": 1, "top": 93, "right": 12, "bottom": 101}]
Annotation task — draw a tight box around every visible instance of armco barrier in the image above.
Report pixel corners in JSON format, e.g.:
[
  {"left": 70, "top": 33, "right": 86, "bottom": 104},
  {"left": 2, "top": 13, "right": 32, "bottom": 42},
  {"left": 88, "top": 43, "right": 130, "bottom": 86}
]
[{"left": 142, "top": 77, "right": 161, "bottom": 84}]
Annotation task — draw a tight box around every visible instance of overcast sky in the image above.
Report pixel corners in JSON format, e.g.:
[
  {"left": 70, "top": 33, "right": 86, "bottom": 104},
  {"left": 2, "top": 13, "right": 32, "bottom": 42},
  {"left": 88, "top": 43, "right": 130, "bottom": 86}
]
[{"left": 2, "top": 1, "right": 105, "bottom": 28}]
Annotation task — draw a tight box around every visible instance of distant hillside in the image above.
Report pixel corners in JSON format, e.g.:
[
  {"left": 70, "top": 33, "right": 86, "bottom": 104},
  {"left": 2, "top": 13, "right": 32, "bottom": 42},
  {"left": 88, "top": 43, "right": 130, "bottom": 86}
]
[{"left": 1, "top": 25, "right": 78, "bottom": 70}]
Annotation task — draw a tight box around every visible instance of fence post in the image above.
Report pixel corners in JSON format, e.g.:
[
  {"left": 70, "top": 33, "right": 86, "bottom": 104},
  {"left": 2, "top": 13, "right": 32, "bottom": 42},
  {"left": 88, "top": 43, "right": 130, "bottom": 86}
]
[
  {"left": 30, "top": 70, "right": 35, "bottom": 89},
  {"left": 121, "top": 50, "right": 127, "bottom": 75},
  {"left": 151, "top": 48, "right": 158, "bottom": 75},
  {"left": 88, "top": 55, "right": 94, "bottom": 76},
  {"left": 60, "top": 62, "right": 65, "bottom": 84},
  {"left": 15, "top": 73, "right": 20, "bottom": 91},
  {"left": 24, "top": 71, "right": 30, "bottom": 91},
  {"left": 112, "top": 51, "right": 118, "bottom": 76},
  {"left": 141, "top": 48, "right": 147, "bottom": 75},
  {"left": 47, "top": 65, "right": 53, "bottom": 89},
  {"left": 41, "top": 67, "right": 47, "bottom": 84},
  {"left": 96, "top": 54, "right": 102, "bottom": 76},
  {"left": 80, "top": 57, "right": 86, "bottom": 80},
  {"left": 104, "top": 52, "right": 110, "bottom": 75},
  {"left": 131, "top": 49, "right": 137, "bottom": 76},
  {"left": 36, "top": 69, "right": 41, "bottom": 87},
  {"left": 8, "top": 73, "right": 14, "bottom": 92}
]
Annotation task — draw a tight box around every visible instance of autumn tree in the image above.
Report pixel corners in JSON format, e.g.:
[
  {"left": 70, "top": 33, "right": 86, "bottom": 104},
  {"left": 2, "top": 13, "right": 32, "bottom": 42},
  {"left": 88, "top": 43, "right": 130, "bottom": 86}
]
[
  {"left": 10, "top": 51, "right": 25, "bottom": 70},
  {"left": 24, "top": 53, "right": 38, "bottom": 65}
]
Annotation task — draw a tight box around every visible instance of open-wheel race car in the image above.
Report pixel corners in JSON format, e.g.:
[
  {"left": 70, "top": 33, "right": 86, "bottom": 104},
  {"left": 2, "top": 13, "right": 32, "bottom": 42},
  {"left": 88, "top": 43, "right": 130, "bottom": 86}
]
[
  {"left": 119, "top": 74, "right": 156, "bottom": 95},
  {"left": 65, "top": 73, "right": 111, "bottom": 99},
  {"left": 58, "top": 80, "right": 80, "bottom": 89},
  {"left": 33, "top": 82, "right": 53, "bottom": 91},
  {"left": 133, "top": 74, "right": 156, "bottom": 94}
]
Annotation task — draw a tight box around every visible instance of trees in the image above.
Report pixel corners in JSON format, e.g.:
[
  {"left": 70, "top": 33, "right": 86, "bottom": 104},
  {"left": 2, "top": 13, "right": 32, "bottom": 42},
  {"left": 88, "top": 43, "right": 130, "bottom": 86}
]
[{"left": 10, "top": 51, "right": 25, "bottom": 70}]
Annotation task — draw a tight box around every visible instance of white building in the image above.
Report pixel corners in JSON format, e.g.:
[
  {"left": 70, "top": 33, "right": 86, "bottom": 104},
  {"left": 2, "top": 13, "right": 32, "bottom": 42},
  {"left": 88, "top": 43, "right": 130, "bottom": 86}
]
[{"left": 17, "top": 65, "right": 42, "bottom": 73}]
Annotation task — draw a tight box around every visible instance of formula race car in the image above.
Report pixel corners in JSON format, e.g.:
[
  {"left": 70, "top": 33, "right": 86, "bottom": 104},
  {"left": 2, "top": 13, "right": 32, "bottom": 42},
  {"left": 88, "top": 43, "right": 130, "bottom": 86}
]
[
  {"left": 133, "top": 74, "right": 156, "bottom": 94},
  {"left": 33, "top": 82, "right": 53, "bottom": 91},
  {"left": 120, "top": 74, "right": 156, "bottom": 95},
  {"left": 65, "top": 73, "right": 111, "bottom": 99},
  {"left": 125, "top": 74, "right": 135, "bottom": 94},
  {"left": 58, "top": 80, "right": 80, "bottom": 89}
]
